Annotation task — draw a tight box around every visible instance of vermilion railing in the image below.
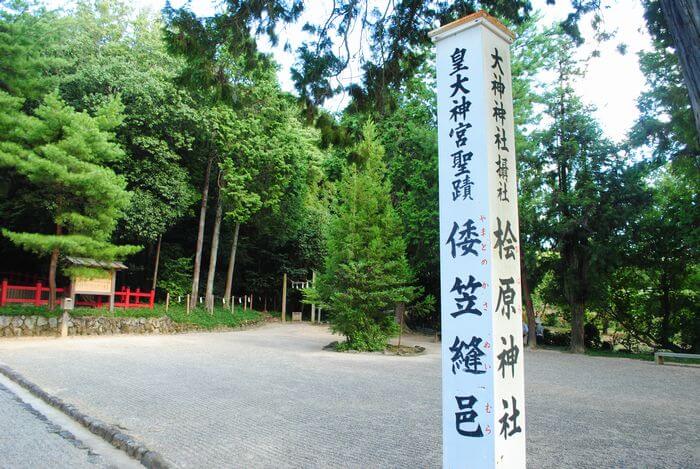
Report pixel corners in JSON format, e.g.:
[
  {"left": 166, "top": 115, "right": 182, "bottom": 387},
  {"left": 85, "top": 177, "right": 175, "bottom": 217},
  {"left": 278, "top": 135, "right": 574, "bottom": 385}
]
[
  {"left": 0, "top": 280, "right": 65, "bottom": 306},
  {"left": 0, "top": 280, "right": 154, "bottom": 309},
  {"left": 114, "top": 287, "right": 155, "bottom": 309}
]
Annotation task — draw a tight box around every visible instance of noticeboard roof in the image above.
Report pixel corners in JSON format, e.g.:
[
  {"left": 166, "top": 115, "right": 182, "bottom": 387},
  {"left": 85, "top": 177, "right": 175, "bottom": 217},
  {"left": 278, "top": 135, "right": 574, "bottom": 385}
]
[{"left": 64, "top": 256, "right": 128, "bottom": 270}]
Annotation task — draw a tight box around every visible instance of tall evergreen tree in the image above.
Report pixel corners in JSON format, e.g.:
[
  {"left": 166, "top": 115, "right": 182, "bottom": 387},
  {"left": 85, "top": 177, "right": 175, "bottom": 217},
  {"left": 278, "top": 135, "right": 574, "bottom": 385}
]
[
  {"left": 533, "top": 37, "right": 647, "bottom": 352},
  {"left": 314, "top": 121, "right": 414, "bottom": 351},
  {"left": 0, "top": 91, "right": 139, "bottom": 308}
]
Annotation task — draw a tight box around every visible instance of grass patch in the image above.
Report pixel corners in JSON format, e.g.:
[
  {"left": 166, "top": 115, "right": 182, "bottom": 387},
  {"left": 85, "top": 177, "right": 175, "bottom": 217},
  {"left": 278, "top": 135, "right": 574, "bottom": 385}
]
[
  {"left": 0, "top": 305, "right": 62, "bottom": 317},
  {"left": 585, "top": 349, "right": 654, "bottom": 361},
  {"left": 539, "top": 346, "right": 700, "bottom": 365},
  {"left": 166, "top": 304, "right": 262, "bottom": 329},
  {"left": 0, "top": 303, "right": 263, "bottom": 330}
]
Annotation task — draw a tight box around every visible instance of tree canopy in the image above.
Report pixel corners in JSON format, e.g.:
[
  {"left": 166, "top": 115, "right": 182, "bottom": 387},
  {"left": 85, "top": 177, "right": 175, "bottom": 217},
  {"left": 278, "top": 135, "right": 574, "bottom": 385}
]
[{"left": 0, "top": 0, "right": 696, "bottom": 352}]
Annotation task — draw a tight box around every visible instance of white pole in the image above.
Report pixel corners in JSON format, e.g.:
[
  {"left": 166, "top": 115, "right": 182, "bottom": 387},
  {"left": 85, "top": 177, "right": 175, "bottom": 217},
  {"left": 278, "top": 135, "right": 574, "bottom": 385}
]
[
  {"left": 310, "top": 270, "right": 316, "bottom": 323},
  {"left": 431, "top": 11, "right": 525, "bottom": 468}
]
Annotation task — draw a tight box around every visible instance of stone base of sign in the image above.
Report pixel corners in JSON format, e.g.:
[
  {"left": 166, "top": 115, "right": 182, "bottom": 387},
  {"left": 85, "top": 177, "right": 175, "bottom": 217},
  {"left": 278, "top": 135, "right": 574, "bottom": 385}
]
[{"left": 0, "top": 363, "right": 171, "bottom": 468}]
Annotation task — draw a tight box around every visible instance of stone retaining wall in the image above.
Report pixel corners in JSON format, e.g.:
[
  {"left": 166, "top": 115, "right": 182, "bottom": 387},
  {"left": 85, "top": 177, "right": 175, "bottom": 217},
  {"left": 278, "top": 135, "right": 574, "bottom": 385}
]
[{"left": 0, "top": 315, "right": 193, "bottom": 337}]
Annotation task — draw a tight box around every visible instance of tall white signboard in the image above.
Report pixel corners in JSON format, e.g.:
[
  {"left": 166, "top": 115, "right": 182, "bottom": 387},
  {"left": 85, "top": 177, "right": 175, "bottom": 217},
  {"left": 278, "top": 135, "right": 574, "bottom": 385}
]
[{"left": 430, "top": 12, "right": 526, "bottom": 468}]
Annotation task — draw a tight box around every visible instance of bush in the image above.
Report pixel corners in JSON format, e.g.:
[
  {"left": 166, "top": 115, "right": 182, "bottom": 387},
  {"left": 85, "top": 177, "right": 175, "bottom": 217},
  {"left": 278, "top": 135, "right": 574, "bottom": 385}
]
[
  {"left": 334, "top": 320, "right": 398, "bottom": 351},
  {"left": 542, "top": 327, "right": 570, "bottom": 346},
  {"left": 158, "top": 256, "right": 192, "bottom": 298},
  {"left": 543, "top": 313, "right": 559, "bottom": 327},
  {"left": 584, "top": 322, "right": 601, "bottom": 348}
]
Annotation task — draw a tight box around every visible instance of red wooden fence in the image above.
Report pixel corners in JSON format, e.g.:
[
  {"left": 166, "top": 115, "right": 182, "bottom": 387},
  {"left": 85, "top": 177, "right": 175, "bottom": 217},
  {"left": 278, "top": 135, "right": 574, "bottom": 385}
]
[
  {"left": 114, "top": 287, "right": 155, "bottom": 309},
  {"left": 0, "top": 280, "right": 154, "bottom": 309}
]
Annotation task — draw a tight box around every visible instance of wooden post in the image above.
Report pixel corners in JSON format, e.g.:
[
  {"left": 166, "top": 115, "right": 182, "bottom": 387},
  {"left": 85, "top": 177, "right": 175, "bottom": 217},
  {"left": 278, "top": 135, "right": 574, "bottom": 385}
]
[
  {"left": 152, "top": 234, "right": 162, "bottom": 291},
  {"left": 108, "top": 271, "right": 116, "bottom": 313},
  {"left": 149, "top": 289, "right": 155, "bottom": 309},
  {"left": 165, "top": 292, "right": 170, "bottom": 313},
  {"left": 310, "top": 270, "right": 316, "bottom": 323},
  {"left": 125, "top": 287, "right": 131, "bottom": 308},
  {"left": 186, "top": 294, "right": 190, "bottom": 315},
  {"left": 243, "top": 295, "right": 247, "bottom": 311},
  {"left": 60, "top": 310, "right": 69, "bottom": 338},
  {"left": 250, "top": 294, "right": 254, "bottom": 311},
  {"left": 230, "top": 296, "right": 234, "bottom": 313},
  {"left": 1, "top": 279, "right": 7, "bottom": 306},
  {"left": 282, "top": 273, "right": 287, "bottom": 322},
  {"left": 69, "top": 278, "right": 76, "bottom": 307},
  {"left": 34, "top": 282, "right": 42, "bottom": 306}
]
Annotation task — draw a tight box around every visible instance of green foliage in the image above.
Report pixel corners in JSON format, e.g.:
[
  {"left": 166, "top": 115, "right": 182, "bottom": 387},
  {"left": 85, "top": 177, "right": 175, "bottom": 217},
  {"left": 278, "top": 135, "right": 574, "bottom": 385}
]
[
  {"left": 376, "top": 65, "right": 439, "bottom": 323},
  {"left": 215, "top": 86, "right": 323, "bottom": 223},
  {"left": 622, "top": 1, "right": 700, "bottom": 352},
  {"left": 0, "top": 0, "right": 696, "bottom": 357},
  {"left": 0, "top": 90, "right": 139, "bottom": 274},
  {"left": 521, "top": 33, "right": 650, "bottom": 351},
  {"left": 56, "top": 2, "right": 199, "bottom": 243},
  {"left": 314, "top": 121, "right": 415, "bottom": 351},
  {"left": 0, "top": 0, "right": 68, "bottom": 102},
  {"left": 158, "top": 256, "right": 193, "bottom": 298}
]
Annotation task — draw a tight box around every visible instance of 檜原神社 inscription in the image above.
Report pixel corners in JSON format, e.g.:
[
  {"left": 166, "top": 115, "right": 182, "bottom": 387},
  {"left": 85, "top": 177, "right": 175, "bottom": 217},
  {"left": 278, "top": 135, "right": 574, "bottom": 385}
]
[{"left": 430, "top": 11, "right": 526, "bottom": 469}]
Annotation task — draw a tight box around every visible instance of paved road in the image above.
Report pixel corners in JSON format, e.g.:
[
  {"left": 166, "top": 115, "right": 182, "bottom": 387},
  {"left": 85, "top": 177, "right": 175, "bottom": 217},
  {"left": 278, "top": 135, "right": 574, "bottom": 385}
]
[
  {"left": 0, "top": 324, "right": 698, "bottom": 468},
  {"left": 0, "top": 382, "right": 109, "bottom": 469}
]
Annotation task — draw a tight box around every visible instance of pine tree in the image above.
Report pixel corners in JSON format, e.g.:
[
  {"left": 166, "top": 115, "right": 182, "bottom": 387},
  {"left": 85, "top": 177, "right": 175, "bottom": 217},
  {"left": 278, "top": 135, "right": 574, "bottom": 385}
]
[
  {"left": 316, "top": 121, "right": 415, "bottom": 351},
  {"left": 0, "top": 91, "right": 140, "bottom": 309}
]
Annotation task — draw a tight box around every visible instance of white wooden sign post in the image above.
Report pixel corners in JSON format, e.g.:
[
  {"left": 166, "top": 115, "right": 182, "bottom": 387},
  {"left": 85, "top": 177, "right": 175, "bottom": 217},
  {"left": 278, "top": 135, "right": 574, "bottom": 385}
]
[{"left": 430, "top": 11, "right": 526, "bottom": 468}]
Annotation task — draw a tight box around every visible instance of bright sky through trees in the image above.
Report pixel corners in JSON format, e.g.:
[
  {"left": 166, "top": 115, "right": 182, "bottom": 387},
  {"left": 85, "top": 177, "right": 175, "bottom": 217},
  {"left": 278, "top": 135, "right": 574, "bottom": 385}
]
[
  {"left": 102, "top": 0, "right": 650, "bottom": 143},
  {"left": 46, "top": 0, "right": 651, "bottom": 141}
]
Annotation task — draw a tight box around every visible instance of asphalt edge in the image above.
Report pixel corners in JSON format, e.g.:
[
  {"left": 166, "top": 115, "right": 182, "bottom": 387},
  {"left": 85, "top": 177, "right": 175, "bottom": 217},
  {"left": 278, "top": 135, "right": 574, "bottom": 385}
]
[{"left": 0, "top": 363, "right": 170, "bottom": 469}]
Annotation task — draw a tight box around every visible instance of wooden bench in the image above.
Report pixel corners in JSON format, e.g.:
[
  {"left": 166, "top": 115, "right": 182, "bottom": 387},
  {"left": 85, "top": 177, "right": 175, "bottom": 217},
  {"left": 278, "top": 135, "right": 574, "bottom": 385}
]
[{"left": 654, "top": 351, "right": 700, "bottom": 365}]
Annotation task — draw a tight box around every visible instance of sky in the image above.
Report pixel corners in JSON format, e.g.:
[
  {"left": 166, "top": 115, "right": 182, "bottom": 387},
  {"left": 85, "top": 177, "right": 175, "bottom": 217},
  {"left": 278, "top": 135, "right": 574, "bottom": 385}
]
[{"left": 65, "top": 0, "right": 654, "bottom": 142}]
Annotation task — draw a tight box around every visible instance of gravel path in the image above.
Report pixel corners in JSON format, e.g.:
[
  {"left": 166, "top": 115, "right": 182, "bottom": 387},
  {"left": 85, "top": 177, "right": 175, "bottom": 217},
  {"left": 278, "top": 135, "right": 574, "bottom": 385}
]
[
  {"left": 0, "top": 382, "right": 109, "bottom": 469},
  {"left": 0, "top": 324, "right": 697, "bottom": 468}
]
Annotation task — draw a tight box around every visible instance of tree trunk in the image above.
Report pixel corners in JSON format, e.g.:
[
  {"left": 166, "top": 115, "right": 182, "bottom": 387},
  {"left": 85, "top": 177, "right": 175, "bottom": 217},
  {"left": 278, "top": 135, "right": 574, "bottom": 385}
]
[
  {"left": 660, "top": 0, "right": 700, "bottom": 137},
  {"left": 395, "top": 301, "right": 405, "bottom": 325},
  {"left": 48, "top": 224, "right": 62, "bottom": 310},
  {"left": 519, "top": 248, "right": 537, "bottom": 349},
  {"left": 570, "top": 301, "right": 586, "bottom": 353},
  {"left": 151, "top": 234, "right": 162, "bottom": 292},
  {"left": 397, "top": 302, "right": 405, "bottom": 350},
  {"left": 204, "top": 191, "right": 223, "bottom": 312},
  {"left": 190, "top": 157, "right": 213, "bottom": 310},
  {"left": 223, "top": 222, "right": 240, "bottom": 301},
  {"left": 658, "top": 273, "right": 673, "bottom": 349}
]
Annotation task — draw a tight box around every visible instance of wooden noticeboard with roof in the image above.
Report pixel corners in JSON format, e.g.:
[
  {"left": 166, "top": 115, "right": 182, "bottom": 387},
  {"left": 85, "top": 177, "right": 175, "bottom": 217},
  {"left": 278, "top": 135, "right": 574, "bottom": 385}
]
[{"left": 64, "top": 256, "right": 127, "bottom": 312}]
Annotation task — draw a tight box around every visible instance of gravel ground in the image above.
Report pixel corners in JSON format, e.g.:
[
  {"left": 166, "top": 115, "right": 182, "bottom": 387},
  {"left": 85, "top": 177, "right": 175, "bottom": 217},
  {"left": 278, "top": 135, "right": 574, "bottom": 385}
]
[
  {"left": 0, "top": 324, "right": 697, "bottom": 468},
  {"left": 0, "top": 383, "right": 109, "bottom": 469}
]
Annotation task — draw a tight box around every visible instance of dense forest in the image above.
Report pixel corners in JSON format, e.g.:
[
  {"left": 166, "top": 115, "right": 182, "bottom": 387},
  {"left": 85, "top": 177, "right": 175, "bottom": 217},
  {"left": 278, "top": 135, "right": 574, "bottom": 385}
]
[{"left": 0, "top": 0, "right": 697, "bottom": 352}]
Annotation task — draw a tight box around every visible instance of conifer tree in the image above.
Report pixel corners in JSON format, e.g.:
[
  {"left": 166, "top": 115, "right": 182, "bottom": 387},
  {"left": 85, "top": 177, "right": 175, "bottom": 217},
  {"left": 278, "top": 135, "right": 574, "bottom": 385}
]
[
  {"left": 0, "top": 91, "right": 139, "bottom": 308},
  {"left": 316, "top": 121, "right": 415, "bottom": 351}
]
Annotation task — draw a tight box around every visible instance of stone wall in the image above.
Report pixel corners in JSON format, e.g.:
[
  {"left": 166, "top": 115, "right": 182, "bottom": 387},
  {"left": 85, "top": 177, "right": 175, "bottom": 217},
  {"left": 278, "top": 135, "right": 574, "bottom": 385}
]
[{"left": 0, "top": 315, "right": 193, "bottom": 337}]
